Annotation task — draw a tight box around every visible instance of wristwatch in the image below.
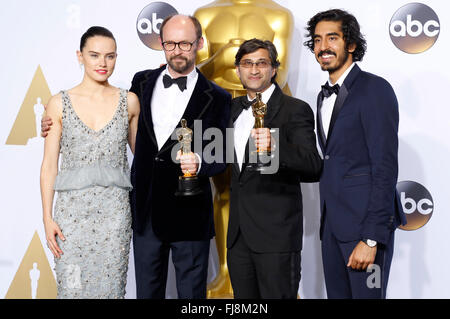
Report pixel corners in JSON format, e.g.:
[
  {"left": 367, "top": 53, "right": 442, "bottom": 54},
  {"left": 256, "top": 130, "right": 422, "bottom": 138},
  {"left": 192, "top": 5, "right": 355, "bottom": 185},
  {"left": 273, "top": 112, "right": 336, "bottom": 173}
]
[{"left": 363, "top": 239, "right": 377, "bottom": 248}]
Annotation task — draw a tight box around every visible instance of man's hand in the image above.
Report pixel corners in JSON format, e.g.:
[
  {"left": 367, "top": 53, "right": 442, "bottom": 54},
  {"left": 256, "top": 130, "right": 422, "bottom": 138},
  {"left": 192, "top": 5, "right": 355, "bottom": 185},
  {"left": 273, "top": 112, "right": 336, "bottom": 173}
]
[
  {"left": 176, "top": 150, "right": 199, "bottom": 176},
  {"left": 251, "top": 128, "right": 271, "bottom": 152},
  {"left": 347, "top": 241, "right": 377, "bottom": 271},
  {"left": 41, "top": 115, "right": 53, "bottom": 137}
]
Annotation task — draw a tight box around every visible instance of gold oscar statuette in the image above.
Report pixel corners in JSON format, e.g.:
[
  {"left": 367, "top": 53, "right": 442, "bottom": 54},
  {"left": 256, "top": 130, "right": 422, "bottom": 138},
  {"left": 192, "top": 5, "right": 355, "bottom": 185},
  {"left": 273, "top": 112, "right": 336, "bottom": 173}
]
[
  {"left": 247, "top": 92, "right": 271, "bottom": 172},
  {"left": 252, "top": 92, "right": 267, "bottom": 131},
  {"left": 175, "top": 119, "right": 202, "bottom": 196}
]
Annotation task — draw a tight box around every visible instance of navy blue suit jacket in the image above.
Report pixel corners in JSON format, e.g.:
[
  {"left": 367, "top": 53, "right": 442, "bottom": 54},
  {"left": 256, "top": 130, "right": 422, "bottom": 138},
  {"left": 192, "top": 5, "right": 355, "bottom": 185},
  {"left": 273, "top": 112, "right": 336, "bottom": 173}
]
[
  {"left": 317, "top": 65, "right": 406, "bottom": 245},
  {"left": 129, "top": 66, "right": 231, "bottom": 241}
]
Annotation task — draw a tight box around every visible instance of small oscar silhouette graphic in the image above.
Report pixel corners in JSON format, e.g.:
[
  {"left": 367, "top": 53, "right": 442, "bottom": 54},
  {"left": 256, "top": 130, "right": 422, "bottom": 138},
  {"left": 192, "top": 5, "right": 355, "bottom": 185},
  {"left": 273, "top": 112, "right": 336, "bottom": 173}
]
[
  {"left": 6, "top": 65, "right": 51, "bottom": 145},
  {"left": 6, "top": 231, "right": 57, "bottom": 299},
  {"left": 29, "top": 263, "right": 40, "bottom": 299},
  {"left": 34, "top": 98, "right": 45, "bottom": 138}
]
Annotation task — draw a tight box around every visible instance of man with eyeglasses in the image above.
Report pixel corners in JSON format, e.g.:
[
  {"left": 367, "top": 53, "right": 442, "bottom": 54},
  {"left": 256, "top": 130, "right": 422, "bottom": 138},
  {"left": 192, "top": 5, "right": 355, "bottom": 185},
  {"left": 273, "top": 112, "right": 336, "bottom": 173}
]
[
  {"left": 129, "top": 14, "right": 231, "bottom": 299},
  {"left": 227, "top": 38, "right": 322, "bottom": 298}
]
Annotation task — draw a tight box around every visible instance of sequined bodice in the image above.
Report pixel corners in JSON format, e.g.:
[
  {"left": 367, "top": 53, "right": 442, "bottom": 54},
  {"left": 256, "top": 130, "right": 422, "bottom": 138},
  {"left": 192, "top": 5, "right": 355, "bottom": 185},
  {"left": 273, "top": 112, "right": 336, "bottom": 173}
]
[{"left": 54, "top": 89, "right": 131, "bottom": 191}]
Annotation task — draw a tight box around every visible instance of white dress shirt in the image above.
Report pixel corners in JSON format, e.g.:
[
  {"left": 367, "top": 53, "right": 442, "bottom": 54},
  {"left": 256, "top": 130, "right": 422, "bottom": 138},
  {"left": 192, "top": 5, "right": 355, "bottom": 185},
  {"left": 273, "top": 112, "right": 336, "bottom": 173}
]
[
  {"left": 151, "top": 66, "right": 198, "bottom": 150},
  {"left": 234, "top": 84, "right": 276, "bottom": 171},
  {"left": 321, "top": 62, "right": 356, "bottom": 138}
]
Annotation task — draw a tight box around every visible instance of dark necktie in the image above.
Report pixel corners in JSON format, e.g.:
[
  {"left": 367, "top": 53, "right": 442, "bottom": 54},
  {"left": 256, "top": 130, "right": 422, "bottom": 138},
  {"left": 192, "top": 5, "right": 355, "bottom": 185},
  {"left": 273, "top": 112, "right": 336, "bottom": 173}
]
[
  {"left": 241, "top": 98, "right": 255, "bottom": 110},
  {"left": 163, "top": 74, "right": 187, "bottom": 92},
  {"left": 321, "top": 82, "right": 340, "bottom": 99}
]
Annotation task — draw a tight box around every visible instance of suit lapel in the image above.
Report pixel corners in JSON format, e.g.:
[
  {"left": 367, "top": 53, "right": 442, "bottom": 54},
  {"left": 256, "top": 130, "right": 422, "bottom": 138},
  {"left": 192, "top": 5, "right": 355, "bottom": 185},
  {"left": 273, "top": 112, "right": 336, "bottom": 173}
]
[
  {"left": 230, "top": 140, "right": 250, "bottom": 180},
  {"left": 230, "top": 97, "right": 254, "bottom": 180},
  {"left": 140, "top": 67, "right": 164, "bottom": 148},
  {"left": 316, "top": 91, "right": 327, "bottom": 154},
  {"left": 231, "top": 149, "right": 240, "bottom": 177},
  {"left": 231, "top": 97, "right": 245, "bottom": 125},
  {"left": 238, "top": 138, "right": 252, "bottom": 179},
  {"left": 264, "top": 84, "right": 283, "bottom": 127},
  {"left": 230, "top": 97, "right": 245, "bottom": 176},
  {"left": 327, "top": 84, "right": 348, "bottom": 144},
  {"left": 326, "top": 64, "right": 361, "bottom": 147},
  {"left": 158, "top": 69, "right": 214, "bottom": 155}
]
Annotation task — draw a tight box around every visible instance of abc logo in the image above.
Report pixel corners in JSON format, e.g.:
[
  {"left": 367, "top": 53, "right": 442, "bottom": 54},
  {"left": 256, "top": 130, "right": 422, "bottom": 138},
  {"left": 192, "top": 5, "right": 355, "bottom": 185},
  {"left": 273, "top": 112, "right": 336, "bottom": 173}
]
[
  {"left": 136, "top": 2, "right": 178, "bottom": 50},
  {"left": 397, "top": 181, "right": 433, "bottom": 231},
  {"left": 389, "top": 3, "right": 440, "bottom": 54}
]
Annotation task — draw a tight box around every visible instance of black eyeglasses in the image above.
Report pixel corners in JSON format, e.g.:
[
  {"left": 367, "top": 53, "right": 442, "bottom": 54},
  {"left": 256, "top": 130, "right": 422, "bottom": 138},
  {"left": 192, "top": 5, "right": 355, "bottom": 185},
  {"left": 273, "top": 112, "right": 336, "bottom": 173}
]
[
  {"left": 162, "top": 40, "right": 198, "bottom": 52},
  {"left": 239, "top": 59, "right": 271, "bottom": 69}
]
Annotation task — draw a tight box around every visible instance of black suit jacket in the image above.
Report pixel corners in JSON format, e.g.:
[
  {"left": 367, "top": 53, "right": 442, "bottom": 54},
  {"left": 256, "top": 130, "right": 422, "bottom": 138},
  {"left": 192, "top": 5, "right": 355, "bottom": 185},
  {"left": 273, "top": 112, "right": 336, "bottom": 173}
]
[
  {"left": 227, "top": 84, "right": 322, "bottom": 253},
  {"left": 130, "top": 66, "right": 231, "bottom": 241}
]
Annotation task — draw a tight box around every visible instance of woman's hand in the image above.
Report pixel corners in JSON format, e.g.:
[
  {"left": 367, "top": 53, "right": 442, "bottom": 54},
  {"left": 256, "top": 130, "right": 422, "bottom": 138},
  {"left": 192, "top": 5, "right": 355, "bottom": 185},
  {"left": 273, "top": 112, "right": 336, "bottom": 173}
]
[{"left": 44, "top": 218, "right": 65, "bottom": 258}]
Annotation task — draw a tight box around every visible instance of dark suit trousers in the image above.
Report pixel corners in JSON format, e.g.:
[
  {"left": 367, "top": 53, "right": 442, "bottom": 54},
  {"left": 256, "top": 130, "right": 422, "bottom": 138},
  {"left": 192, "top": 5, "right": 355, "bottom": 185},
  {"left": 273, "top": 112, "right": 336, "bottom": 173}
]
[
  {"left": 133, "top": 217, "right": 210, "bottom": 299},
  {"left": 227, "top": 230, "right": 301, "bottom": 299},
  {"left": 321, "top": 216, "right": 394, "bottom": 299}
]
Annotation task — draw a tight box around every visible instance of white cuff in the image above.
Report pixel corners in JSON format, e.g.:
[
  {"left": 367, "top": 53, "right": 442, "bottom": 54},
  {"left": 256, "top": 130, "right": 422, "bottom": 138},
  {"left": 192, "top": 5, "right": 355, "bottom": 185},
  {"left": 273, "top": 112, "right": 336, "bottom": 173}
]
[{"left": 195, "top": 153, "right": 202, "bottom": 173}]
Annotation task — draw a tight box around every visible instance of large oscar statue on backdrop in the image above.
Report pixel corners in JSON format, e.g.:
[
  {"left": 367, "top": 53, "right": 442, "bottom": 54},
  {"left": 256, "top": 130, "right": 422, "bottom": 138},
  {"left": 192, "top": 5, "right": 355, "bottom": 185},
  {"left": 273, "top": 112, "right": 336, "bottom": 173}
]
[{"left": 194, "top": 0, "right": 294, "bottom": 298}]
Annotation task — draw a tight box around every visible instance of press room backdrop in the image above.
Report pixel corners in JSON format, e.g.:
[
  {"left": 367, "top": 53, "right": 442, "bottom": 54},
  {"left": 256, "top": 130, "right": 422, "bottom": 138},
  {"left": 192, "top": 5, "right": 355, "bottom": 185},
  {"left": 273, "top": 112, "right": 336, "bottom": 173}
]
[{"left": 0, "top": 0, "right": 448, "bottom": 298}]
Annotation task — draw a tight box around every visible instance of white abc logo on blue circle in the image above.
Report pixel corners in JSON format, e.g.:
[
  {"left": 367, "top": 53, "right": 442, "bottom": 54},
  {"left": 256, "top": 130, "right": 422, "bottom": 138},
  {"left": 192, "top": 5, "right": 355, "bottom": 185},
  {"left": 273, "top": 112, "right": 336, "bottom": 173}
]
[
  {"left": 136, "top": 2, "right": 178, "bottom": 50},
  {"left": 389, "top": 3, "right": 440, "bottom": 54}
]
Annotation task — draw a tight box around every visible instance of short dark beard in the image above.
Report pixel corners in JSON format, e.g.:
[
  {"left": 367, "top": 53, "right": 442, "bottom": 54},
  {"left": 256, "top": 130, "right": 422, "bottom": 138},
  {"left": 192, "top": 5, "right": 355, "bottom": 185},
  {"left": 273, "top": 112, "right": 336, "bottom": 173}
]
[
  {"left": 168, "top": 55, "right": 194, "bottom": 74},
  {"left": 320, "top": 49, "right": 350, "bottom": 74}
]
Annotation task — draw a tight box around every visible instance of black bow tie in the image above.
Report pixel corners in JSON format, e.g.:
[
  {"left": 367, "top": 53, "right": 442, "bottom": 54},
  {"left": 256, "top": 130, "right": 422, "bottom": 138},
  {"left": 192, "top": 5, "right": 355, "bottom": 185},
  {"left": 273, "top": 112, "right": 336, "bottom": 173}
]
[
  {"left": 241, "top": 98, "right": 255, "bottom": 110},
  {"left": 163, "top": 74, "right": 187, "bottom": 92},
  {"left": 321, "top": 82, "right": 340, "bottom": 98}
]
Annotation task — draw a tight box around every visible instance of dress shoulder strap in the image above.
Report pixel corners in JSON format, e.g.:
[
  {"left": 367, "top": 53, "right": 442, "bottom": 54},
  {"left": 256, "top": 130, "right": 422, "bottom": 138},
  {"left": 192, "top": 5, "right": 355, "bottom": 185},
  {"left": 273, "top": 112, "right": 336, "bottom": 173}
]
[
  {"left": 118, "top": 88, "right": 129, "bottom": 117},
  {"left": 59, "top": 90, "right": 70, "bottom": 119}
]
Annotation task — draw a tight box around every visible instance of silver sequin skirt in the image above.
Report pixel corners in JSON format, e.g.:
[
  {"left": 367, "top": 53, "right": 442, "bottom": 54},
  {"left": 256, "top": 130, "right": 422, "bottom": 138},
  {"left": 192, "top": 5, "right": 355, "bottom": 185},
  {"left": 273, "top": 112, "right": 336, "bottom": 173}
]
[{"left": 53, "top": 186, "right": 131, "bottom": 299}]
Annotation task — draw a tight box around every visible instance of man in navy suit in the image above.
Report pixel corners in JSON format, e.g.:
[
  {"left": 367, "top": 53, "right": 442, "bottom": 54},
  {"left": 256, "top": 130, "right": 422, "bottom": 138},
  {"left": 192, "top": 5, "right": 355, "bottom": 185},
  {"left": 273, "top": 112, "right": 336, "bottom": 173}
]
[
  {"left": 304, "top": 9, "right": 406, "bottom": 298},
  {"left": 130, "top": 14, "right": 230, "bottom": 298}
]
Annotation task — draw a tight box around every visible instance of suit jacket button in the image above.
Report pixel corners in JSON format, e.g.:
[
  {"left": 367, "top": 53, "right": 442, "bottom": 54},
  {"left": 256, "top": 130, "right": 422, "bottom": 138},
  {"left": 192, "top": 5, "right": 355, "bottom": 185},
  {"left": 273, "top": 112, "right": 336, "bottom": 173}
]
[
  {"left": 325, "top": 155, "right": 330, "bottom": 160},
  {"left": 155, "top": 157, "right": 159, "bottom": 162}
]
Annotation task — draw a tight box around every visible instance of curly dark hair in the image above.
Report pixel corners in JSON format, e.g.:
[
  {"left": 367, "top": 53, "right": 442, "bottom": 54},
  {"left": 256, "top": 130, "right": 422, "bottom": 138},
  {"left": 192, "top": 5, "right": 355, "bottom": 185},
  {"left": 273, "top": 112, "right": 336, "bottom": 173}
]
[{"left": 303, "top": 9, "right": 367, "bottom": 62}]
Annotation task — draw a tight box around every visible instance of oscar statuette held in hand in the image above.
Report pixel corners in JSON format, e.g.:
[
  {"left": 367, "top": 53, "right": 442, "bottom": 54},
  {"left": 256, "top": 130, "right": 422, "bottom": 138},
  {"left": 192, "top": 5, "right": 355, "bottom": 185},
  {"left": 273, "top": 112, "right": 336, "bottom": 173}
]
[
  {"left": 247, "top": 92, "right": 271, "bottom": 172},
  {"left": 175, "top": 119, "right": 203, "bottom": 196}
]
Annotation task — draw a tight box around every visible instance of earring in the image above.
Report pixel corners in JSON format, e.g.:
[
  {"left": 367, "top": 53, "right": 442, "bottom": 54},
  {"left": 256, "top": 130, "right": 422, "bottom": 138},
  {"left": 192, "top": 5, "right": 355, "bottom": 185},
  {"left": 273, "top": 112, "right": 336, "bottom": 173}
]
[{"left": 79, "top": 63, "right": 84, "bottom": 70}]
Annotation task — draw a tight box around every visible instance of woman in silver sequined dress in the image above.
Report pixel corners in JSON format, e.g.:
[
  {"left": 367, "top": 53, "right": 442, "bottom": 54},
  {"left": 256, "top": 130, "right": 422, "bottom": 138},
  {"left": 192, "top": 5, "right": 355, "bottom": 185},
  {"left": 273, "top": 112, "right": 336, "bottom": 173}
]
[{"left": 40, "top": 27, "right": 140, "bottom": 298}]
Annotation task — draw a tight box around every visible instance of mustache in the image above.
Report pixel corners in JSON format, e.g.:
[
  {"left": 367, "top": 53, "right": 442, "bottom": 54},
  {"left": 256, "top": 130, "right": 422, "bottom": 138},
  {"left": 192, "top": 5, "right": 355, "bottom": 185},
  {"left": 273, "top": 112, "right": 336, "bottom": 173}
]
[
  {"left": 318, "top": 50, "right": 336, "bottom": 57},
  {"left": 170, "top": 55, "right": 187, "bottom": 62}
]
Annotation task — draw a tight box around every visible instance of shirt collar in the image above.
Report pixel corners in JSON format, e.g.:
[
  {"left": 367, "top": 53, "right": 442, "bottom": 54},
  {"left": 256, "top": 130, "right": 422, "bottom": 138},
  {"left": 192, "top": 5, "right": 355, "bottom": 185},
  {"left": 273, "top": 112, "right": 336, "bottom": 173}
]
[
  {"left": 246, "top": 83, "right": 276, "bottom": 105},
  {"left": 328, "top": 62, "right": 356, "bottom": 87}
]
